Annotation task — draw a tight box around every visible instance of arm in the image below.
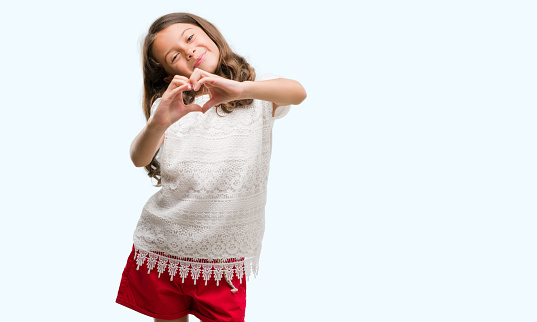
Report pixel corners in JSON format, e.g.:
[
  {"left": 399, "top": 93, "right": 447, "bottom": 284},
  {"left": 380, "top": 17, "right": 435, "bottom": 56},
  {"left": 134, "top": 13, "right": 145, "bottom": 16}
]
[
  {"left": 239, "top": 78, "right": 307, "bottom": 107},
  {"left": 190, "top": 69, "right": 307, "bottom": 112},
  {"left": 130, "top": 76, "right": 203, "bottom": 167},
  {"left": 130, "top": 120, "right": 166, "bottom": 168}
]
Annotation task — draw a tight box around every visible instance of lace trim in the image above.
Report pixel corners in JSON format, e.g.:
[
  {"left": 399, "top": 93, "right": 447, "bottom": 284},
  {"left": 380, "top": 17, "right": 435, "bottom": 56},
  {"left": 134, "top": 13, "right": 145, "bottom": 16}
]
[{"left": 133, "top": 246, "right": 258, "bottom": 285}]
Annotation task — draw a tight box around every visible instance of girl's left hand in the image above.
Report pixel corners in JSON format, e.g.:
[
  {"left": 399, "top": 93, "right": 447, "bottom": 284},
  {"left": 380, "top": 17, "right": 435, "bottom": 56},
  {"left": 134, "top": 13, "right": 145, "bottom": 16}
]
[{"left": 189, "top": 69, "right": 244, "bottom": 113}]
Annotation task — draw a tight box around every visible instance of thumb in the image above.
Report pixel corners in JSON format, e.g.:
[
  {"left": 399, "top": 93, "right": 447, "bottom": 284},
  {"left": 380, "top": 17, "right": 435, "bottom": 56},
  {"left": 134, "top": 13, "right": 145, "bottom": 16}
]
[
  {"left": 184, "top": 103, "right": 203, "bottom": 114},
  {"left": 201, "top": 97, "right": 221, "bottom": 114}
]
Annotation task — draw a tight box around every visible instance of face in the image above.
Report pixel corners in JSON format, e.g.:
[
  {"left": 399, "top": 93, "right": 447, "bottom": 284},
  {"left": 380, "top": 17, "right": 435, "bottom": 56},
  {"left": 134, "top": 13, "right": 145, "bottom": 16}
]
[{"left": 152, "top": 23, "right": 220, "bottom": 80}]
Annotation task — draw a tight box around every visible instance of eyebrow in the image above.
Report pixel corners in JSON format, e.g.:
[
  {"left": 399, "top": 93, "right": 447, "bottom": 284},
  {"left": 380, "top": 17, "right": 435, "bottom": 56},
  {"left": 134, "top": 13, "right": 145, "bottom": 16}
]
[{"left": 163, "top": 27, "right": 194, "bottom": 64}]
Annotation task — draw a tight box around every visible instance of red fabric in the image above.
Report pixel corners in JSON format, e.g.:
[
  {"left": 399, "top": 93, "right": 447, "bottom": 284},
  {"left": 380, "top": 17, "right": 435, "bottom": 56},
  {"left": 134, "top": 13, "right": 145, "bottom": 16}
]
[{"left": 116, "top": 246, "right": 247, "bottom": 322}]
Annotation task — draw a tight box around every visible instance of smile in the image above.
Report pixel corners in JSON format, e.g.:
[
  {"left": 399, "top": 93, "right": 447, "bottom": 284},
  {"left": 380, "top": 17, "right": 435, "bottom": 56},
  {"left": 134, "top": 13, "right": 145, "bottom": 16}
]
[{"left": 194, "top": 52, "right": 206, "bottom": 69}]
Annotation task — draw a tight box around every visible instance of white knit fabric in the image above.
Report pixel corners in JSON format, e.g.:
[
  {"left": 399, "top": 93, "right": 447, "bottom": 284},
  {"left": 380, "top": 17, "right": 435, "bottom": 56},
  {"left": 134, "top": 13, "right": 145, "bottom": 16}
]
[{"left": 132, "top": 74, "right": 290, "bottom": 285}]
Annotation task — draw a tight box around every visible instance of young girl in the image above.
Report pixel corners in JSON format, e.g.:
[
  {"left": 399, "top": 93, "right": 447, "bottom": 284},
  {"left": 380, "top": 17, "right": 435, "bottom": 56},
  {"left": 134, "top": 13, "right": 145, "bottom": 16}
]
[{"left": 116, "top": 13, "right": 306, "bottom": 322}]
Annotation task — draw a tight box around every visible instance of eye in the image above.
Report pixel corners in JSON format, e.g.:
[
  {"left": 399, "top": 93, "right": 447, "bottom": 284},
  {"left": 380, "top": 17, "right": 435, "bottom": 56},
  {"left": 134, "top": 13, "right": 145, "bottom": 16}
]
[
  {"left": 171, "top": 53, "right": 179, "bottom": 63},
  {"left": 187, "top": 34, "right": 194, "bottom": 42}
]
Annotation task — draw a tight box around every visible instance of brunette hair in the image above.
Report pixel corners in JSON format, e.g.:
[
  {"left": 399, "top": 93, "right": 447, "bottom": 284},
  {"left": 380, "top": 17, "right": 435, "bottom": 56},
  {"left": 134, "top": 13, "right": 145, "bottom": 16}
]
[{"left": 140, "top": 13, "right": 256, "bottom": 186}]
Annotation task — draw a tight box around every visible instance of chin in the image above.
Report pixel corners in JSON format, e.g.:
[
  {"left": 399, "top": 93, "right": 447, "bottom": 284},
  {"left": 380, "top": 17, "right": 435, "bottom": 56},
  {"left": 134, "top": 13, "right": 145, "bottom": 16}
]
[{"left": 201, "top": 62, "right": 218, "bottom": 74}]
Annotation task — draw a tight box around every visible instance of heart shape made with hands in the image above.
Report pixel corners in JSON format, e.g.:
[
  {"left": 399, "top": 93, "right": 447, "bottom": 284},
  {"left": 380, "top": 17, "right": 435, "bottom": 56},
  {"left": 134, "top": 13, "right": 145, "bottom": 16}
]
[
  {"left": 157, "top": 68, "right": 246, "bottom": 126},
  {"left": 163, "top": 68, "right": 244, "bottom": 113},
  {"left": 185, "top": 69, "right": 245, "bottom": 113}
]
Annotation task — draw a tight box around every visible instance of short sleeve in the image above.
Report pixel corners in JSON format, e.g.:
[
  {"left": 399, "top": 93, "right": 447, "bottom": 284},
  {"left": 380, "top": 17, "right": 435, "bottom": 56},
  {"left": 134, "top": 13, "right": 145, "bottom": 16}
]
[
  {"left": 149, "top": 98, "right": 163, "bottom": 162},
  {"left": 150, "top": 98, "right": 161, "bottom": 118},
  {"left": 257, "top": 74, "right": 291, "bottom": 119}
]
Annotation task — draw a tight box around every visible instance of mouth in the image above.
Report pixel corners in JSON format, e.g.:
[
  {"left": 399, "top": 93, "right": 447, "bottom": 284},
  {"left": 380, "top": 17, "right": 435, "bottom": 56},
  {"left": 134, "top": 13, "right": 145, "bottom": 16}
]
[{"left": 194, "top": 51, "right": 206, "bottom": 69}]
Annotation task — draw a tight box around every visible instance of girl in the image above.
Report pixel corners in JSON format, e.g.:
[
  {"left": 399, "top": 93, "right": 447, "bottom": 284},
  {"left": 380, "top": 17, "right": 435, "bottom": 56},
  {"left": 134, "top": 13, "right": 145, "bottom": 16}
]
[{"left": 116, "top": 12, "right": 306, "bottom": 322}]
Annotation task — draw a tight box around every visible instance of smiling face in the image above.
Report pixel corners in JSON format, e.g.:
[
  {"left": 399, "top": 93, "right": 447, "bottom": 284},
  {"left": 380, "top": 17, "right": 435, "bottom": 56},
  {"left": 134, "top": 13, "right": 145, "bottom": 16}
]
[{"left": 152, "top": 23, "right": 220, "bottom": 80}]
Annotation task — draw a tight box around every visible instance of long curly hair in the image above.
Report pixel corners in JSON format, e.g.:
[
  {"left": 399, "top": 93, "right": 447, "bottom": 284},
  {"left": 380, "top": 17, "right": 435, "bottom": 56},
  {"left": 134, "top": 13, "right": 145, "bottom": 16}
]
[{"left": 140, "top": 13, "right": 256, "bottom": 186}]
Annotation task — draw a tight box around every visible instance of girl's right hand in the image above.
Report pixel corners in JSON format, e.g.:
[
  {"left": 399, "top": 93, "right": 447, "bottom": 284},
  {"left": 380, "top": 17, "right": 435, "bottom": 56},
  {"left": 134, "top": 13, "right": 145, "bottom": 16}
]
[{"left": 149, "top": 75, "right": 203, "bottom": 129}]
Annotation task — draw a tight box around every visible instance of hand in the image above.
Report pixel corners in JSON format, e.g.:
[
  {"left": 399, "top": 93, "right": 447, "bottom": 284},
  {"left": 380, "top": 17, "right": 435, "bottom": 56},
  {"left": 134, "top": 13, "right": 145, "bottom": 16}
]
[
  {"left": 189, "top": 69, "right": 245, "bottom": 113},
  {"left": 149, "top": 75, "right": 203, "bottom": 129}
]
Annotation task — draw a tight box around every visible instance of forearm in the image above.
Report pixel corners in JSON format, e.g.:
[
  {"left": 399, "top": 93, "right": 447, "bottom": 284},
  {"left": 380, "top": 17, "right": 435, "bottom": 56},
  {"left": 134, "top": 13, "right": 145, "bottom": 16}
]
[
  {"left": 240, "top": 78, "right": 307, "bottom": 106},
  {"left": 130, "top": 119, "right": 167, "bottom": 167}
]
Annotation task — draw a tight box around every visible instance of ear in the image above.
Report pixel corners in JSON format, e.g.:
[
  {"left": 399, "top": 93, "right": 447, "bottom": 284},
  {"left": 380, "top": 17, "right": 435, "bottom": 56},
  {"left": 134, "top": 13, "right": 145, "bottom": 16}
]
[{"left": 164, "top": 75, "right": 173, "bottom": 83}]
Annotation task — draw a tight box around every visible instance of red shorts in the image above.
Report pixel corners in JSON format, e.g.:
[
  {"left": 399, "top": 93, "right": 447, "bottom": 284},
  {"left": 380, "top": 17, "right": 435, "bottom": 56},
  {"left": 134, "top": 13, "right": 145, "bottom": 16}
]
[{"left": 116, "top": 246, "right": 246, "bottom": 322}]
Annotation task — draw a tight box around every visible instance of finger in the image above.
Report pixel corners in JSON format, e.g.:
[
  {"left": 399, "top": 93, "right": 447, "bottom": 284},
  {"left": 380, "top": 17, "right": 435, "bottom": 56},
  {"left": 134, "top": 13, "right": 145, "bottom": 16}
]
[
  {"left": 165, "top": 76, "right": 188, "bottom": 90},
  {"left": 195, "top": 77, "right": 219, "bottom": 91},
  {"left": 195, "top": 68, "right": 214, "bottom": 77},
  {"left": 183, "top": 103, "right": 203, "bottom": 114},
  {"left": 190, "top": 68, "right": 215, "bottom": 91},
  {"left": 163, "top": 83, "right": 191, "bottom": 100},
  {"left": 170, "top": 79, "right": 191, "bottom": 90},
  {"left": 201, "top": 97, "right": 221, "bottom": 113},
  {"left": 170, "top": 74, "right": 192, "bottom": 88},
  {"left": 173, "top": 74, "right": 190, "bottom": 83},
  {"left": 189, "top": 69, "right": 202, "bottom": 90},
  {"left": 190, "top": 68, "right": 213, "bottom": 79},
  {"left": 164, "top": 82, "right": 187, "bottom": 98}
]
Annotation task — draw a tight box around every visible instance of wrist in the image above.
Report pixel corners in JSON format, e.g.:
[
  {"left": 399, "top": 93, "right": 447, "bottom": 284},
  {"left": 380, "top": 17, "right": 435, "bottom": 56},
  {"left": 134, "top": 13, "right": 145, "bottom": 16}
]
[
  {"left": 238, "top": 81, "right": 255, "bottom": 100},
  {"left": 146, "top": 117, "right": 169, "bottom": 134}
]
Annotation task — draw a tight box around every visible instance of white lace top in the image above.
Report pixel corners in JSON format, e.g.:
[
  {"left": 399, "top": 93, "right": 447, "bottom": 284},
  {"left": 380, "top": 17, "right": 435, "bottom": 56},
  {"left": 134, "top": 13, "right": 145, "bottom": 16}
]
[{"left": 132, "top": 74, "right": 291, "bottom": 285}]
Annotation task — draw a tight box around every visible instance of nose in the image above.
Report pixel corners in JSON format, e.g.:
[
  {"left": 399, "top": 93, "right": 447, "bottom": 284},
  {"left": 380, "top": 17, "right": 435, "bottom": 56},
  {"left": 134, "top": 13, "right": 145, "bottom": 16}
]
[{"left": 187, "top": 47, "right": 196, "bottom": 60}]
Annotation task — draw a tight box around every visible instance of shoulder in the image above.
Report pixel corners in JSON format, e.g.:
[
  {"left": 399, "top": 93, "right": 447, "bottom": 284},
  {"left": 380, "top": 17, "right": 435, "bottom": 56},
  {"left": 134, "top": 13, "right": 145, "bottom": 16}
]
[{"left": 254, "top": 74, "right": 291, "bottom": 119}]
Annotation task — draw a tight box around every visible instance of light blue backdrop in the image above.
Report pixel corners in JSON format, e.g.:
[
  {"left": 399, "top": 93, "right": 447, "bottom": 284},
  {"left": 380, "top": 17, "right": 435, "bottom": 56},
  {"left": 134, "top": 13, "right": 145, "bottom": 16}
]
[{"left": 1, "top": 0, "right": 535, "bottom": 321}]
